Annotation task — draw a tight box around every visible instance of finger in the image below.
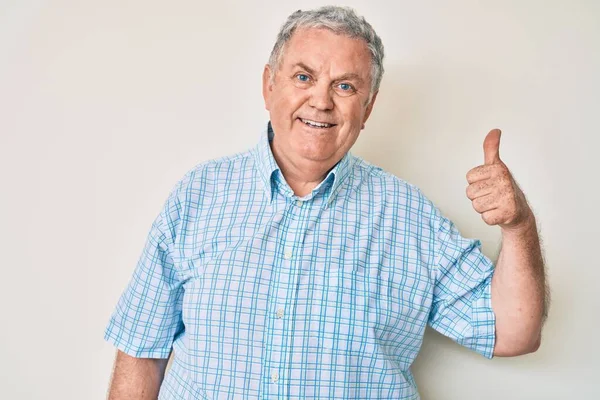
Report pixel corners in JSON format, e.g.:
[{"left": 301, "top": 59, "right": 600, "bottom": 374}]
[
  {"left": 466, "top": 164, "right": 495, "bottom": 184},
  {"left": 483, "top": 129, "right": 502, "bottom": 165},
  {"left": 472, "top": 194, "right": 498, "bottom": 214},
  {"left": 481, "top": 209, "right": 503, "bottom": 226},
  {"left": 466, "top": 180, "right": 495, "bottom": 200}
]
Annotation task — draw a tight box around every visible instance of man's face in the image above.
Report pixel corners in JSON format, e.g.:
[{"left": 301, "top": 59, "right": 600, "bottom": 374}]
[{"left": 262, "top": 28, "right": 378, "bottom": 170}]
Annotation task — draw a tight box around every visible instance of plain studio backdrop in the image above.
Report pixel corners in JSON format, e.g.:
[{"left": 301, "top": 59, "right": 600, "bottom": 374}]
[{"left": 1, "top": 0, "right": 598, "bottom": 399}]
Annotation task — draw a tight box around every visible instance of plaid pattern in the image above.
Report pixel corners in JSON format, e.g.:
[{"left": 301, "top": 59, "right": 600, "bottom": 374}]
[{"left": 104, "top": 122, "right": 496, "bottom": 399}]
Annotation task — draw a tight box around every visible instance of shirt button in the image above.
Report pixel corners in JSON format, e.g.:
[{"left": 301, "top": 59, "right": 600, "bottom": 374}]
[
  {"left": 296, "top": 200, "right": 302, "bottom": 207},
  {"left": 271, "top": 371, "right": 279, "bottom": 382},
  {"left": 284, "top": 250, "right": 292, "bottom": 260},
  {"left": 276, "top": 308, "right": 284, "bottom": 318}
]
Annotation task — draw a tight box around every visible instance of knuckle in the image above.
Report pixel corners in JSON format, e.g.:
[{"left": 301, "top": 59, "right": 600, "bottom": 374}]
[
  {"left": 481, "top": 213, "right": 492, "bottom": 224},
  {"left": 466, "top": 171, "right": 475, "bottom": 182},
  {"left": 467, "top": 185, "right": 478, "bottom": 199}
]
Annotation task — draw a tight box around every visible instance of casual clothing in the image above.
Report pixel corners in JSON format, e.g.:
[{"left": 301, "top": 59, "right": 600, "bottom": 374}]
[{"left": 104, "top": 122, "right": 496, "bottom": 399}]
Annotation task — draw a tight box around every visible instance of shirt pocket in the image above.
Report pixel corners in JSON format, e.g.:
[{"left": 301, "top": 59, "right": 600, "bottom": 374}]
[{"left": 308, "top": 270, "right": 375, "bottom": 355}]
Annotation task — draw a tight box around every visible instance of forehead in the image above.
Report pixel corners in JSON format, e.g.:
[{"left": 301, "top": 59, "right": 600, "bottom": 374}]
[{"left": 282, "top": 28, "right": 371, "bottom": 78}]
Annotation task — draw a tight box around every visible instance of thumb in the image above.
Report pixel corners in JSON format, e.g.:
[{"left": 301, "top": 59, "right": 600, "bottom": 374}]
[{"left": 483, "top": 129, "right": 502, "bottom": 165}]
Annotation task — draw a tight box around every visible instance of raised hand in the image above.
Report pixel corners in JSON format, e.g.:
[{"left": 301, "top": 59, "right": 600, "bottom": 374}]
[{"left": 466, "top": 129, "right": 532, "bottom": 229}]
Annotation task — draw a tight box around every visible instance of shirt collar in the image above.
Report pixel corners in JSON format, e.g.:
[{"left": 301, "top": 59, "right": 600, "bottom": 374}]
[{"left": 253, "top": 121, "right": 354, "bottom": 205}]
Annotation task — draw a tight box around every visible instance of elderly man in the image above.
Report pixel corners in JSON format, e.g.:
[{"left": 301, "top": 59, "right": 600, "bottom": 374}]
[{"left": 104, "top": 6, "right": 547, "bottom": 399}]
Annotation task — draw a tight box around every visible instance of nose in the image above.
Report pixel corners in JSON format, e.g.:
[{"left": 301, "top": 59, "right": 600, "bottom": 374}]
[{"left": 308, "top": 81, "right": 334, "bottom": 111}]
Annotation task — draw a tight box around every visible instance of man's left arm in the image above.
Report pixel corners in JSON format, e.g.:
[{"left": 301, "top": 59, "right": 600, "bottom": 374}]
[{"left": 466, "top": 129, "right": 549, "bottom": 357}]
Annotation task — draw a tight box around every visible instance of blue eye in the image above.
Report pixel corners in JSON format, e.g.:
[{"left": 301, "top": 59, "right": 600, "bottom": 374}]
[
  {"left": 339, "top": 83, "right": 352, "bottom": 91},
  {"left": 297, "top": 74, "right": 309, "bottom": 82}
]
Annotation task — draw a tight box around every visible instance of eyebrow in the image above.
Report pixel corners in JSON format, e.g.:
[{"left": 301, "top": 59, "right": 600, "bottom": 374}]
[{"left": 293, "top": 62, "right": 364, "bottom": 83}]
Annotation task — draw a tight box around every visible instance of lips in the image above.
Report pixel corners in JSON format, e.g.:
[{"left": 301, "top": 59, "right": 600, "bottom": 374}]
[{"left": 298, "top": 118, "right": 337, "bottom": 128}]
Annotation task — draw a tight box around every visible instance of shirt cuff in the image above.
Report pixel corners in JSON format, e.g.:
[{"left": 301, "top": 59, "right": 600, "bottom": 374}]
[
  {"left": 457, "top": 275, "right": 496, "bottom": 359},
  {"left": 103, "top": 323, "right": 173, "bottom": 359}
]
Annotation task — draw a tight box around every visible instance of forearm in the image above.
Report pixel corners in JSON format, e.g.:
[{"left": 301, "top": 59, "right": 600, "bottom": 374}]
[
  {"left": 492, "top": 213, "right": 547, "bottom": 354},
  {"left": 107, "top": 350, "right": 170, "bottom": 400}
]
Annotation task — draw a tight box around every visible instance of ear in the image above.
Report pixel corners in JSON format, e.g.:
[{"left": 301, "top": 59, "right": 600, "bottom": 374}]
[
  {"left": 362, "top": 90, "right": 379, "bottom": 128},
  {"left": 262, "top": 64, "right": 273, "bottom": 111}
]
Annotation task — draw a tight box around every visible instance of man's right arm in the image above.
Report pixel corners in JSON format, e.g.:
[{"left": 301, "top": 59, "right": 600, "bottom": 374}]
[{"left": 107, "top": 350, "right": 170, "bottom": 400}]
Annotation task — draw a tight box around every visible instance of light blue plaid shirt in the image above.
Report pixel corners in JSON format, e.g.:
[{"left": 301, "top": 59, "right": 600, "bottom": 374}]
[{"left": 104, "top": 122, "right": 496, "bottom": 399}]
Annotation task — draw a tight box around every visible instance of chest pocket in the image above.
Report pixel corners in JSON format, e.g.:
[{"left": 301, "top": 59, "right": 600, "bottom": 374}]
[{"left": 308, "top": 270, "right": 375, "bottom": 355}]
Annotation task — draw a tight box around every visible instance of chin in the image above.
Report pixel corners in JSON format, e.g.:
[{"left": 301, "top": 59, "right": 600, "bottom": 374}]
[{"left": 298, "top": 147, "right": 338, "bottom": 163}]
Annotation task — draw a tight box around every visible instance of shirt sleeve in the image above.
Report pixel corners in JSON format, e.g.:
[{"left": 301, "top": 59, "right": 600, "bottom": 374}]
[
  {"left": 428, "top": 212, "right": 496, "bottom": 359},
  {"left": 103, "top": 203, "right": 184, "bottom": 359}
]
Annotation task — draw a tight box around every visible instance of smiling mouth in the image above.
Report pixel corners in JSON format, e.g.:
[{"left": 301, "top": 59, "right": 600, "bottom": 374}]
[{"left": 298, "top": 118, "right": 337, "bottom": 129}]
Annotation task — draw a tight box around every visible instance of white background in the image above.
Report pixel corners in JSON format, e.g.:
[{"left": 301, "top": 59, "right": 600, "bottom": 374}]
[{"left": 1, "top": 0, "right": 598, "bottom": 398}]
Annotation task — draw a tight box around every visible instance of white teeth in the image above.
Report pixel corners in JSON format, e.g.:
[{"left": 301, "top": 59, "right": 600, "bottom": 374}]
[{"left": 300, "top": 118, "right": 333, "bottom": 128}]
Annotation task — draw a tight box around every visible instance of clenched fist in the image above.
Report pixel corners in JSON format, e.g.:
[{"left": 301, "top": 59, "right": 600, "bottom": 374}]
[{"left": 466, "top": 129, "right": 532, "bottom": 229}]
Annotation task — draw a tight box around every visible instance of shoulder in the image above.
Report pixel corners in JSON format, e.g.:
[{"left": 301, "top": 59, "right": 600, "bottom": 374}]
[
  {"left": 350, "top": 155, "right": 440, "bottom": 220},
  {"left": 157, "top": 149, "right": 255, "bottom": 224}
]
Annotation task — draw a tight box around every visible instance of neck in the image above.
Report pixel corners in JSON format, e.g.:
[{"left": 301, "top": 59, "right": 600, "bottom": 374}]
[{"left": 270, "top": 141, "right": 334, "bottom": 197}]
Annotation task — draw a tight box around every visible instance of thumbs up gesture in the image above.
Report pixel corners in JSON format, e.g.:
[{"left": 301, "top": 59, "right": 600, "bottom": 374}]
[{"left": 466, "top": 129, "right": 532, "bottom": 229}]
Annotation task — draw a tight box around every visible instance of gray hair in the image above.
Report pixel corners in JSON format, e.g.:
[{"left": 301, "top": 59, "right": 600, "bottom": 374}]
[{"left": 268, "top": 6, "right": 385, "bottom": 100}]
